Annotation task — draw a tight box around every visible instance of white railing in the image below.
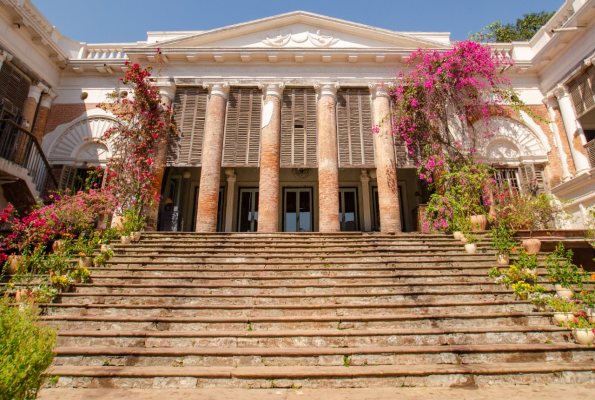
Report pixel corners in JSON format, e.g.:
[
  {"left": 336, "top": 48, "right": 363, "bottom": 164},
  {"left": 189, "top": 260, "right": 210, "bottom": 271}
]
[{"left": 76, "top": 44, "right": 130, "bottom": 60}]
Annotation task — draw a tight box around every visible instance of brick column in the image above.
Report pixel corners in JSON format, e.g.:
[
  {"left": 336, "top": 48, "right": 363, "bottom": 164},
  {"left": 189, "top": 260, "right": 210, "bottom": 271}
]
[
  {"left": 369, "top": 83, "right": 401, "bottom": 233},
  {"left": 195, "top": 83, "right": 229, "bottom": 232},
  {"left": 146, "top": 82, "right": 176, "bottom": 231},
  {"left": 22, "top": 83, "right": 46, "bottom": 131},
  {"left": 32, "top": 91, "right": 57, "bottom": 143},
  {"left": 543, "top": 96, "right": 571, "bottom": 182},
  {"left": 553, "top": 85, "right": 590, "bottom": 175},
  {"left": 315, "top": 83, "right": 340, "bottom": 233},
  {"left": 257, "top": 83, "right": 284, "bottom": 232}
]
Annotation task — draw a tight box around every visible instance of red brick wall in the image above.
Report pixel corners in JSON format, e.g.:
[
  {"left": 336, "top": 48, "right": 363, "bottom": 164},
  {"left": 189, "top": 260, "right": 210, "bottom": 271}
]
[{"left": 44, "top": 103, "right": 97, "bottom": 136}]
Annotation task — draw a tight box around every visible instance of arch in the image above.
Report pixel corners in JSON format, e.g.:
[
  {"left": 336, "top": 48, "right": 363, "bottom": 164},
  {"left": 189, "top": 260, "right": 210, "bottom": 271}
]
[
  {"left": 45, "top": 112, "right": 118, "bottom": 166},
  {"left": 476, "top": 117, "right": 550, "bottom": 163}
]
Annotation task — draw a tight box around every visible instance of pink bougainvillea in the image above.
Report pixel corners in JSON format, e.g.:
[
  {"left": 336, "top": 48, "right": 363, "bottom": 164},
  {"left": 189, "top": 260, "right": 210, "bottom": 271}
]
[{"left": 388, "top": 40, "right": 536, "bottom": 185}]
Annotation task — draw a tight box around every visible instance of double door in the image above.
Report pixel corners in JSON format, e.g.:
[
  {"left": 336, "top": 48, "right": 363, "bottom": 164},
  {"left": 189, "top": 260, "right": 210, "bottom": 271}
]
[{"left": 284, "top": 188, "right": 312, "bottom": 232}]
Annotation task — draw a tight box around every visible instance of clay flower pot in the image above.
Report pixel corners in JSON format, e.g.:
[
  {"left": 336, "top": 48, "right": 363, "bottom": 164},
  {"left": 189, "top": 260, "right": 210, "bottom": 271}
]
[
  {"left": 552, "top": 312, "right": 574, "bottom": 325},
  {"left": 496, "top": 254, "right": 509, "bottom": 265},
  {"left": 79, "top": 257, "right": 93, "bottom": 269},
  {"left": 554, "top": 284, "right": 574, "bottom": 299},
  {"left": 52, "top": 240, "right": 65, "bottom": 254},
  {"left": 464, "top": 244, "right": 477, "bottom": 254},
  {"left": 522, "top": 238, "right": 541, "bottom": 254},
  {"left": 572, "top": 329, "right": 595, "bottom": 345},
  {"left": 120, "top": 236, "right": 131, "bottom": 245},
  {"left": 131, "top": 232, "right": 141, "bottom": 242},
  {"left": 460, "top": 236, "right": 468, "bottom": 244},
  {"left": 453, "top": 231, "right": 463, "bottom": 240},
  {"left": 470, "top": 215, "right": 487, "bottom": 232},
  {"left": 6, "top": 255, "right": 20, "bottom": 275}
]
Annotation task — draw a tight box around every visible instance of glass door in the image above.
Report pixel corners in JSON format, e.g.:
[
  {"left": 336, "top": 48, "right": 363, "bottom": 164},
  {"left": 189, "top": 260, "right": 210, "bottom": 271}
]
[
  {"left": 237, "top": 188, "right": 258, "bottom": 232},
  {"left": 283, "top": 188, "right": 312, "bottom": 232},
  {"left": 372, "top": 186, "right": 406, "bottom": 232},
  {"left": 339, "top": 188, "right": 358, "bottom": 231}
]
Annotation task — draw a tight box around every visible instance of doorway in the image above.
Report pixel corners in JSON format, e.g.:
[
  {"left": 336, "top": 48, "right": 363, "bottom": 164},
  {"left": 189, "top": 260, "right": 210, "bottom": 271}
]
[
  {"left": 283, "top": 188, "right": 313, "bottom": 232},
  {"left": 238, "top": 188, "right": 258, "bottom": 232},
  {"left": 339, "top": 188, "right": 359, "bottom": 231}
]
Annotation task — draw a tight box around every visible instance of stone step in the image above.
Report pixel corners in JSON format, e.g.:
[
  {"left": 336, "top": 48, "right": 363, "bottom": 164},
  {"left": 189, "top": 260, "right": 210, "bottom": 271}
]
[
  {"left": 45, "top": 361, "right": 595, "bottom": 389},
  {"left": 101, "top": 259, "right": 503, "bottom": 267},
  {"left": 54, "top": 290, "right": 522, "bottom": 305},
  {"left": 55, "top": 326, "right": 570, "bottom": 348},
  {"left": 43, "top": 312, "right": 554, "bottom": 331},
  {"left": 43, "top": 300, "right": 535, "bottom": 317},
  {"left": 51, "top": 343, "right": 594, "bottom": 368}
]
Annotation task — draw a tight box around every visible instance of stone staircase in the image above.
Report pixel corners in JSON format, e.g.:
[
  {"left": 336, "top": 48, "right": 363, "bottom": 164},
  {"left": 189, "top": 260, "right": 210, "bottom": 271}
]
[{"left": 44, "top": 232, "right": 595, "bottom": 390}]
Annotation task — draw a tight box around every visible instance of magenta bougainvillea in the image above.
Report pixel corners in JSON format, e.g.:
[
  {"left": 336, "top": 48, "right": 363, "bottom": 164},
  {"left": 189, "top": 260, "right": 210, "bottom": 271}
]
[
  {"left": 98, "top": 62, "right": 172, "bottom": 214},
  {"left": 389, "top": 40, "right": 532, "bottom": 184}
]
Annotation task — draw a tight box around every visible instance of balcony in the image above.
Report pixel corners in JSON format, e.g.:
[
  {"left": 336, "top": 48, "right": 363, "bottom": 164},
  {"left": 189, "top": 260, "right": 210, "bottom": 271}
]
[{"left": 0, "top": 119, "right": 57, "bottom": 205}]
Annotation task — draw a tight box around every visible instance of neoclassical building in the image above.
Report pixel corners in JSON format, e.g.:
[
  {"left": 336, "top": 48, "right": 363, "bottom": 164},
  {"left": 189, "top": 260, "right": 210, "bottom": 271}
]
[{"left": 1, "top": 0, "right": 595, "bottom": 231}]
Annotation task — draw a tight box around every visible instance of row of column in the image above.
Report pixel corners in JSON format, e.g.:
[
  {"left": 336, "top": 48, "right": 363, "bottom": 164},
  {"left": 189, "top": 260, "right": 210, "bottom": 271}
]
[
  {"left": 188, "top": 82, "right": 402, "bottom": 233},
  {"left": 545, "top": 85, "right": 591, "bottom": 179}
]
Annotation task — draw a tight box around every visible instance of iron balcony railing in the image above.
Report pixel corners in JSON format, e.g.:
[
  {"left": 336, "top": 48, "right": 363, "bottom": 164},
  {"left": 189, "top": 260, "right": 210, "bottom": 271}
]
[
  {"left": 585, "top": 139, "right": 595, "bottom": 170},
  {"left": 0, "top": 119, "right": 57, "bottom": 197}
]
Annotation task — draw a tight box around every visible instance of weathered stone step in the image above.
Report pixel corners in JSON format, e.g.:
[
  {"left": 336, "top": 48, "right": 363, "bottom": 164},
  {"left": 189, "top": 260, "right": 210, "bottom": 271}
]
[
  {"left": 102, "top": 259, "right": 502, "bottom": 267},
  {"left": 43, "top": 312, "right": 553, "bottom": 331},
  {"left": 55, "top": 290, "right": 520, "bottom": 306},
  {"left": 43, "top": 300, "right": 534, "bottom": 317},
  {"left": 45, "top": 361, "right": 595, "bottom": 389},
  {"left": 51, "top": 343, "right": 594, "bottom": 368}
]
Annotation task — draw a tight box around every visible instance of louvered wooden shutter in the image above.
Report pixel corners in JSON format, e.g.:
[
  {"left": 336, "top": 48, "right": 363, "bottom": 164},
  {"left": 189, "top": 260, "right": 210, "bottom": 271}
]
[
  {"left": 519, "top": 164, "right": 547, "bottom": 197},
  {"left": 280, "top": 88, "right": 317, "bottom": 168},
  {"left": 568, "top": 64, "right": 595, "bottom": 118},
  {"left": 222, "top": 87, "right": 262, "bottom": 167},
  {"left": 0, "top": 62, "right": 30, "bottom": 119},
  {"left": 59, "top": 165, "right": 76, "bottom": 191},
  {"left": 168, "top": 87, "right": 208, "bottom": 166},
  {"left": 336, "top": 89, "right": 375, "bottom": 168}
]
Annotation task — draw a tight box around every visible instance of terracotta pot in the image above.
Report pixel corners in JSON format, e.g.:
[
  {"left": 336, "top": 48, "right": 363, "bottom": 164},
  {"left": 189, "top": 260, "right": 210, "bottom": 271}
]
[
  {"left": 52, "top": 240, "right": 65, "bottom": 254},
  {"left": 79, "top": 257, "right": 93, "bottom": 269},
  {"left": 131, "top": 232, "right": 141, "bottom": 242},
  {"left": 112, "top": 214, "right": 125, "bottom": 230},
  {"left": 453, "top": 231, "right": 463, "bottom": 240},
  {"left": 470, "top": 215, "right": 487, "bottom": 231},
  {"left": 75, "top": 276, "right": 82, "bottom": 284},
  {"left": 120, "top": 236, "right": 131, "bottom": 245},
  {"left": 496, "top": 254, "right": 509, "bottom": 265},
  {"left": 522, "top": 238, "right": 541, "bottom": 254},
  {"left": 554, "top": 284, "right": 574, "bottom": 299},
  {"left": 552, "top": 312, "right": 574, "bottom": 325},
  {"left": 572, "top": 329, "right": 595, "bottom": 345},
  {"left": 6, "top": 255, "right": 20, "bottom": 275},
  {"left": 464, "top": 244, "right": 477, "bottom": 254},
  {"left": 460, "top": 236, "right": 468, "bottom": 244},
  {"left": 59, "top": 285, "right": 71, "bottom": 293}
]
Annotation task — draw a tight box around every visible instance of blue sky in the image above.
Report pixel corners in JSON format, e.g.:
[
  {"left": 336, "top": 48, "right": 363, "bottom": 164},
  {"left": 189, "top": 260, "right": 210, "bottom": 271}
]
[{"left": 33, "top": 0, "right": 563, "bottom": 43}]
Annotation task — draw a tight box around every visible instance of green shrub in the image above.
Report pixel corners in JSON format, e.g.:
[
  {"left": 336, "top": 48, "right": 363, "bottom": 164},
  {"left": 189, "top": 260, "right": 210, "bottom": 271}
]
[{"left": 0, "top": 300, "right": 56, "bottom": 399}]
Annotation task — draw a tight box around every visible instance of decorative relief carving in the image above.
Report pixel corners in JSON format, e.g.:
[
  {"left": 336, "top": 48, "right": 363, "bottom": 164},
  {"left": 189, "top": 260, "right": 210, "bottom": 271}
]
[
  {"left": 478, "top": 117, "right": 548, "bottom": 161},
  {"left": 48, "top": 117, "right": 117, "bottom": 163},
  {"left": 486, "top": 140, "right": 520, "bottom": 160},
  {"left": 262, "top": 30, "right": 340, "bottom": 47}
]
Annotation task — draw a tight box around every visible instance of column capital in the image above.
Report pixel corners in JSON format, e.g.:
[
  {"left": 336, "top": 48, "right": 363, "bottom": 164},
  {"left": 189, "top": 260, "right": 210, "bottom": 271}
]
[
  {"left": 203, "top": 82, "right": 230, "bottom": 99},
  {"left": 39, "top": 90, "right": 58, "bottom": 109},
  {"left": 259, "top": 83, "right": 285, "bottom": 99},
  {"left": 27, "top": 82, "right": 49, "bottom": 101},
  {"left": 368, "top": 83, "right": 390, "bottom": 99},
  {"left": 224, "top": 167, "right": 236, "bottom": 182},
  {"left": 360, "top": 169, "right": 370, "bottom": 182},
  {"left": 314, "top": 82, "right": 340, "bottom": 99},
  {"left": 0, "top": 50, "right": 13, "bottom": 64},
  {"left": 158, "top": 86, "right": 176, "bottom": 103},
  {"left": 552, "top": 84, "right": 570, "bottom": 101}
]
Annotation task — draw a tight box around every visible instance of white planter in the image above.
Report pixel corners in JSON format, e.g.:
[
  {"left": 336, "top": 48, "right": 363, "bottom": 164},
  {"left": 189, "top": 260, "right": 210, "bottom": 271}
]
[
  {"left": 572, "top": 329, "right": 595, "bottom": 345},
  {"left": 554, "top": 284, "right": 574, "bottom": 299},
  {"left": 100, "top": 244, "right": 112, "bottom": 253},
  {"left": 464, "top": 244, "right": 477, "bottom": 254},
  {"left": 120, "top": 236, "right": 131, "bottom": 245},
  {"left": 131, "top": 232, "right": 141, "bottom": 242},
  {"left": 496, "top": 254, "right": 509, "bottom": 265},
  {"left": 78, "top": 257, "right": 93, "bottom": 269},
  {"left": 453, "top": 231, "right": 463, "bottom": 240},
  {"left": 552, "top": 312, "right": 574, "bottom": 325}
]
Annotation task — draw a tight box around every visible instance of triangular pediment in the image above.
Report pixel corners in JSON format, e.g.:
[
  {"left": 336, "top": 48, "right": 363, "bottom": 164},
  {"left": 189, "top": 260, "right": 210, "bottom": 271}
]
[{"left": 145, "top": 11, "right": 451, "bottom": 50}]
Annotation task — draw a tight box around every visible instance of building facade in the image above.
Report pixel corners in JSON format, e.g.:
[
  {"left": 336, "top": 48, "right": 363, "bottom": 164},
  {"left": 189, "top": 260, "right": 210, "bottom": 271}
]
[{"left": 1, "top": 0, "right": 595, "bottom": 231}]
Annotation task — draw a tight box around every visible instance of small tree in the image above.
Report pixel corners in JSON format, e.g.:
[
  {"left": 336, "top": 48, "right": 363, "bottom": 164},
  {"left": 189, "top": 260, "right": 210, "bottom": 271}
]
[
  {"left": 98, "top": 62, "right": 173, "bottom": 219},
  {"left": 471, "top": 11, "right": 556, "bottom": 43}
]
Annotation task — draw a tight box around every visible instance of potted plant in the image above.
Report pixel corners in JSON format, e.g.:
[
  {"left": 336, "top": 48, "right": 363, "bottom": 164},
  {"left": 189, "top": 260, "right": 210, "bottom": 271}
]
[
  {"left": 122, "top": 208, "right": 146, "bottom": 242},
  {"left": 547, "top": 295, "right": 577, "bottom": 325},
  {"left": 470, "top": 214, "right": 487, "bottom": 232},
  {"left": 69, "top": 266, "right": 91, "bottom": 284},
  {"left": 575, "top": 283, "right": 595, "bottom": 323},
  {"left": 512, "top": 280, "right": 533, "bottom": 300},
  {"left": 491, "top": 226, "right": 516, "bottom": 265},
  {"left": 565, "top": 314, "right": 595, "bottom": 345},
  {"left": 545, "top": 243, "right": 585, "bottom": 298},
  {"left": 529, "top": 290, "right": 550, "bottom": 312},
  {"left": 73, "top": 236, "right": 99, "bottom": 269},
  {"left": 51, "top": 275, "right": 73, "bottom": 293},
  {"left": 463, "top": 232, "right": 479, "bottom": 254}
]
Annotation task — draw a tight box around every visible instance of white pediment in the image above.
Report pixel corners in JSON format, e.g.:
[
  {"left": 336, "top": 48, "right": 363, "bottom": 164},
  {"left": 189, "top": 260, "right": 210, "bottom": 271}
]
[{"left": 147, "top": 12, "right": 451, "bottom": 50}]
